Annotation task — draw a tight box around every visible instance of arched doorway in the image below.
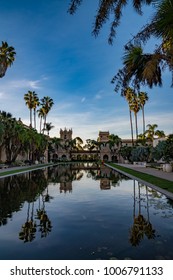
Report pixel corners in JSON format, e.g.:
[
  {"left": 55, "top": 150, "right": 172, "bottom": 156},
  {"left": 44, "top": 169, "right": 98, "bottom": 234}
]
[{"left": 103, "top": 154, "right": 109, "bottom": 161}]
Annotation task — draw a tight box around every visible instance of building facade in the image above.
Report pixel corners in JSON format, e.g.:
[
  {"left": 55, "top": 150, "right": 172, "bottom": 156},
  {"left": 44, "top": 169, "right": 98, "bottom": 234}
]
[{"left": 51, "top": 129, "right": 121, "bottom": 162}]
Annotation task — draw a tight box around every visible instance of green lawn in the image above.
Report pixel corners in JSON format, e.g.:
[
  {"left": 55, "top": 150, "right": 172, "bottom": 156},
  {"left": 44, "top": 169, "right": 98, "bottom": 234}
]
[{"left": 107, "top": 163, "right": 173, "bottom": 193}]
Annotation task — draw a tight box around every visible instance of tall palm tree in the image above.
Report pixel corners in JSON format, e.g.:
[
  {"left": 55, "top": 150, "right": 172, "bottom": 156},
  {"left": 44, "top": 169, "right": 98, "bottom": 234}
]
[
  {"left": 32, "top": 92, "right": 40, "bottom": 129},
  {"left": 138, "top": 91, "right": 149, "bottom": 134},
  {"left": 124, "top": 87, "right": 135, "bottom": 146},
  {"left": 37, "top": 107, "right": 45, "bottom": 133},
  {"left": 68, "top": 0, "right": 152, "bottom": 44},
  {"left": 130, "top": 93, "right": 140, "bottom": 140},
  {"left": 24, "top": 91, "right": 35, "bottom": 128},
  {"left": 40, "top": 96, "right": 54, "bottom": 133},
  {"left": 0, "top": 41, "right": 16, "bottom": 78}
]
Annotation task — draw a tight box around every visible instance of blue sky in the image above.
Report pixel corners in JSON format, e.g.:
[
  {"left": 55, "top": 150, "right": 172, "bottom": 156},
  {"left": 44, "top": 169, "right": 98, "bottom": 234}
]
[{"left": 0, "top": 0, "right": 173, "bottom": 143}]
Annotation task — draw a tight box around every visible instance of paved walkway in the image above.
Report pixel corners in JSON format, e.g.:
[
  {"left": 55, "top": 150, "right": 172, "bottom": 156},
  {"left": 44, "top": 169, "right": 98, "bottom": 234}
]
[{"left": 117, "top": 163, "right": 173, "bottom": 182}]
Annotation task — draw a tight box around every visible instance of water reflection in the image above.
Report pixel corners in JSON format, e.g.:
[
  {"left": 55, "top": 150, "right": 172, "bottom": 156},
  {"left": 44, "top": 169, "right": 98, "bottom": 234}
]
[
  {"left": 19, "top": 201, "right": 37, "bottom": 242},
  {"left": 129, "top": 182, "right": 156, "bottom": 246},
  {"left": 0, "top": 163, "right": 173, "bottom": 259},
  {"left": 0, "top": 170, "right": 47, "bottom": 227}
]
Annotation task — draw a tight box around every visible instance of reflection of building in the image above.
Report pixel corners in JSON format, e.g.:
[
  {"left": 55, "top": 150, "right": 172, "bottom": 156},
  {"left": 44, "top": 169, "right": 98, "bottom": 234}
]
[
  {"left": 100, "top": 178, "right": 111, "bottom": 190},
  {"left": 60, "top": 182, "right": 72, "bottom": 193},
  {"left": 99, "top": 165, "right": 111, "bottom": 190}
]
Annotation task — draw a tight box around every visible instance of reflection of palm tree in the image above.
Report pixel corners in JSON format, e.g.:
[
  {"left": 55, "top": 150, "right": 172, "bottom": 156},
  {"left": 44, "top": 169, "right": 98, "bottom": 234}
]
[
  {"left": 44, "top": 186, "right": 53, "bottom": 202},
  {"left": 19, "top": 202, "right": 37, "bottom": 242},
  {"left": 36, "top": 194, "right": 52, "bottom": 238},
  {"left": 129, "top": 181, "right": 155, "bottom": 246}
]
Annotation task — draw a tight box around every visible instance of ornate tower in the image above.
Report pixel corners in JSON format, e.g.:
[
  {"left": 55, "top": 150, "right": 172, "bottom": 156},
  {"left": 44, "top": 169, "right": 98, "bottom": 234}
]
[
  {"left": 60, "top": 128, "right": 72, "bottom": 141},
  {"left": 98, "top": 131, "right": 110, "bottom": 142}
]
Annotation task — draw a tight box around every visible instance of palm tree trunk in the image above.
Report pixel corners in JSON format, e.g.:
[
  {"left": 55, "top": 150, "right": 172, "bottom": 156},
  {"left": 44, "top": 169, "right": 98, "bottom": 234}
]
[
  {"left": 142, "top": 106, "right": 145, "bottom": 134},
  {"left": 43, "top": 115, "right": 47, "bottom": 134},
  {"left": 129, "top": 109, "right": 134, "bottom": 146},
  {"left": 134, "top": 113, "right": 138, "bottom": 141},
  {"left": 30, "top": 108, "right": 32, "bottom": 128},
  {"left": 40, "top": 117, "right": 42, "bottom": 133},
  {"left": 34, "top": 109, "right": 36, "bottom": 129}
]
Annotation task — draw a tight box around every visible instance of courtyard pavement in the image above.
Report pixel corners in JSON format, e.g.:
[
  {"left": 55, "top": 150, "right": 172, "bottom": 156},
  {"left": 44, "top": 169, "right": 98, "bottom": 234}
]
[{"left": 117, "top": 163, "right": 173, "bottom": 182}]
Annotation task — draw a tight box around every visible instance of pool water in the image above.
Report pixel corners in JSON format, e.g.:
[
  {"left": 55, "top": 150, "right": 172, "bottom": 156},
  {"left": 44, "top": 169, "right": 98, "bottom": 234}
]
[{"left": 0, "top": 163, "right": 173, "bottom": 260}]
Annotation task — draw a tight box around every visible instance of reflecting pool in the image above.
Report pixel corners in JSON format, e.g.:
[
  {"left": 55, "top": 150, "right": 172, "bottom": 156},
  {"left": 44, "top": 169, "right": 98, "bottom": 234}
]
[{"left": 0, "top": 163, "right": 173, "bottom": 260}]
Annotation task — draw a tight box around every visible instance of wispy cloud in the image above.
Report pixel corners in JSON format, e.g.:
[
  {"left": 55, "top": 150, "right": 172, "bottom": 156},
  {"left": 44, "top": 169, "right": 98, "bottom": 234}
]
[
  {"left": 81, "top": 97, "right": 86, "bottom": 103},
  {"left": 9, "top": 79, "right": 42, "bottom": 89}
]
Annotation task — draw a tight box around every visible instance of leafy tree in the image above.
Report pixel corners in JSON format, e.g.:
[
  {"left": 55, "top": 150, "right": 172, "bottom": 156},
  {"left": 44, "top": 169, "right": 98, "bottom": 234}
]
[
  {"left": 119, "top": 145, "right": 133, "bottom": 161},
  {"left": 153, "top": 134, "right": 173, "bottom": 162},
  {"left": 131, "top": 146, "right": 151, "bottom": 162}
]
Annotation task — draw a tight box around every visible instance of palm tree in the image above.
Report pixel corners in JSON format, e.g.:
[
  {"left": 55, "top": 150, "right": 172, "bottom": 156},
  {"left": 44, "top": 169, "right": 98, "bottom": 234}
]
[
  {"left": 43, "top": 122, "right": 54, "bottom": 136},
  {"left": 0, "top": 41, "right": 16, "bottom": 78},
  {"left": 112, "top": 44, "right": 162, "bottom": 94},
  {"left": 37, "top": 107, "right": 45, "bottom": 133},
  {"left": 130, "top": 93, "right": 140, "bottom": 141},
  {"left": 68, "top": 0, "right": 152, "bottom": 44},
  {"left": 40, "top": 96, "right": 54, "bottom": 133},
  {"left": 115, "top": 0, "right": 173, "bottom": 92},
  {"left": 145, "top": 123, "right": 158, "bottom": 142},
  {"left": 124, "top": 87, "right": 135, "bottom": 146},
  {"left": 24, "top": 91, "right": 35, "bottom": 128},
  {"left": 108, "top": 134, "right": 122, "bottom": 148},
  {"left": 134, "top": 0, "right": 173, "bottom": 48},
  {"left": 155, "top": 129, "right": 165, "bottom": 138},
  {"left": 138, "top": 91, "right": 149, "bottom": 134},
  {"left": 32, "top": 92, "right": 40, "bottom": 129}
]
